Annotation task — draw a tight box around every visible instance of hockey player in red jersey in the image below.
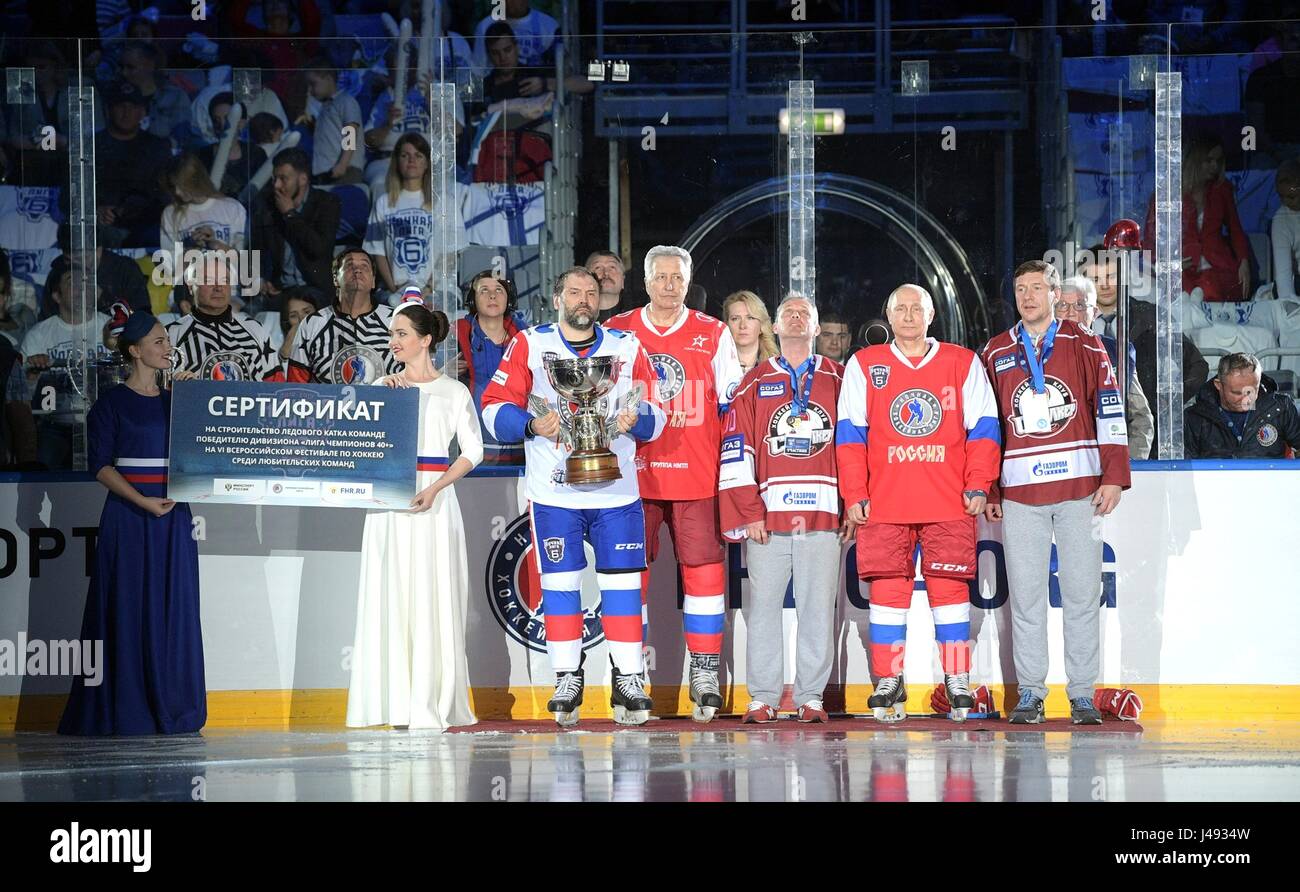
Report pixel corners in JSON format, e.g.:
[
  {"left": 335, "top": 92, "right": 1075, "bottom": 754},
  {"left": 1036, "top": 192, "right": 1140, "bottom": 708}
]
[
  {"left": 605, "top": 245, "right": 743, "bottom": 721},
  {"left": 719, "top": 294, "right": 847, "bottom": 724},
  {"left": 979, "top": 260, "right": 1130, "bottom": 726},
  {"left": 836, "top": 284, "right": 1001, "bottom": 722}
]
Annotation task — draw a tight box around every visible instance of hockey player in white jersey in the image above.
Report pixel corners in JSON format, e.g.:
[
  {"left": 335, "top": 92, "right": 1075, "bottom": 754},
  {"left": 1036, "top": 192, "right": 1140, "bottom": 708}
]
[{"left": 481, "top": 267, "right": 667, "bottom": 725}]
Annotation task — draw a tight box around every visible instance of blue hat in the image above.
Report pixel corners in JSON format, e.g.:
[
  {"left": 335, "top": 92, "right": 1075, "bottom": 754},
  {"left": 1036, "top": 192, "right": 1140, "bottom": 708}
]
[{"left": 120, "top": 311, "right": 160, "bottom": 342}]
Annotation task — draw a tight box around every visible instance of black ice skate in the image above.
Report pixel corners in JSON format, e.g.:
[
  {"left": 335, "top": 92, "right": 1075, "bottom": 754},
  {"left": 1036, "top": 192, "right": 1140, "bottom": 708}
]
[
  {"left": 548, "top": 668, "right": 584, "bottom": 727},
  {"left": 945, "top": 672, "right": 975, "bottom": 723},
  {"left": 610, "top": 666, "right": 652, "bottom": 726},
  {"left": 869, "top": 676, "right": 907, "bottom": 723},
  {"left": 688, "top": 652, "right": 723, "bottom": 723}
]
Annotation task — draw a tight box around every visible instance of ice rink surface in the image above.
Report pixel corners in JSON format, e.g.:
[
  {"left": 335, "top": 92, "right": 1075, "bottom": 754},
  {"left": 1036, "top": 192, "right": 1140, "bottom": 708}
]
[{"left": 3, "top": 718, "right": 1297, "bottom": 802}]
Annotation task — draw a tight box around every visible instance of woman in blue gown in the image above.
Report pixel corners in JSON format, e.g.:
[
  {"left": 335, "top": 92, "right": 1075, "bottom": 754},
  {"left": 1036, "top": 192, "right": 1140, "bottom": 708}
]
[{"left": 58, "top": 312, "right": 206, "bottom": 735}]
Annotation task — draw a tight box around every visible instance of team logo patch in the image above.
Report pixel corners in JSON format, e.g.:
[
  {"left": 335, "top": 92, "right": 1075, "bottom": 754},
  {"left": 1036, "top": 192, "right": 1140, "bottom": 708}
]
[
  {"left": 869, "top": 364, "right": 891, "bottom": 389},
  {"left": 758, "top": 382, "right": 786, "bottom": 398},
  {"left": 1008, "top": 377, "right": 1077, "bottom": 437},
  {"left": 766, "top": 401, "right": 834, "bottom": 456},
  {"left": 200, "top": 351, "right": 252, "bottom": 381},
  {"left": 993, "top": 355, "right": 1017, "bottom": 374},
  {"left": 889, "top": 389, "right": 942, "bottom": 438},
  {"left": 485, "top": 515, "right": 605, "bottom": 654},
  {"left": 543, "top": 537, "right": 565, "bottom": 563},
  {"left": 330, "top": 344, "right": 385, "bottom": 384},
  {"left": 650, "top": 353, "right": 687, "bottom": 402},
  {"left": 1258, "top": 423, "right": 1279, "bottom": 447}
]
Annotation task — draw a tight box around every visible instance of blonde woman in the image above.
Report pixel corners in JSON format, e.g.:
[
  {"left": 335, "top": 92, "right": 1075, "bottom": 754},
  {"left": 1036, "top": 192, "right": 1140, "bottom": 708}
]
[
  {"left": 362, "top": 133, "right": 467, "bottom": 304},
  {"left": 160, "top": 153, "right": 247, "bottom": 256},
  {"left": 722, "top": 290, "right": 778, "bottom": 375}
]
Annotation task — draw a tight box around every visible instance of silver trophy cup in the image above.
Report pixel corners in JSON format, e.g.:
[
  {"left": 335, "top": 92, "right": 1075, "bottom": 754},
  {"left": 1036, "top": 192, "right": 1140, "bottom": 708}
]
[{"left": 532, "top": 355, "right": 642, "bottom": 484}]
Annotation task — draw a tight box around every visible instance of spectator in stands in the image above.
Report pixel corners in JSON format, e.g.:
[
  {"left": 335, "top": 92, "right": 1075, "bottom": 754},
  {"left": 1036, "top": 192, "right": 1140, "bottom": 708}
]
[
  {"left": 250, "top": 147, "right": 340, "bottom": 310},
  {"left": 455, "top": 270, "right": 523, "bottom": 464},
  {"left": 364, "top": 133, "right": 467, "bottom": 303},
  {"left": 278, "top": 293, "right": 319, "bottom": 366},
  {"left": 722, "top": 290, "right": 778, "bottom": 375},
  {"left": 1271, "top": 159, "right": 1300, "bottom": 301},
  {"left": 2, "top": 41, "right": 79, "bottom": 188},
  {"left": 587, "top": 250, "right": 629, "bottom": 321},
  {"left": 116, "top": 40, "right": 190, "bottom": 143},
  {"left": 193, "top": 90, "right": 270, "bottom": 200},
  {"left": 363, "top": 43, "right": 466, "bottom": 190},
  {"left": 0, "top": 326, "right": 37, "bottom": 468},
  {"left": 1059, "top": 276, "right": 1155, "bottom": 461},
  {"left": 41, "top": 223, "right": 152, "bottom": 319},
  {"left": 95, "top": 82, "right": 171, "bottom": 248},
  {"left": 304, "top": 59, "right": 365, "bottom": 186},
  {"left": 1245, "top": 16, "right": 1300, "bottom": 164},
  {"left": 1143, "top": 132, "right": 1250, "bottom": 302},
  {"left": 1185, "top": 353, "right": 1300, "bottom": 459},
  {"left": 482, "top": 21, "right": 591, "bottom": 114},
  {"left": 21, "top": 269, "right": 112, "bottom": 469},
  {"left": 1081, "top": 245, "right": 1209, "bottom": 413},
  {"left": 0, "top": 250, "right": 38, "bottom": 347},
  {"left": 229, "top": 0, "right": 321, "bottom": 121},
  {"left": 250, "top": 112, "right": 286, "bottom": 160},
  {"left": 161, "top": 153, "right": 249, "bottom": 258},
  {"left": 815, "top": 308, "right": 853, "bottom": 362},
  {"left": 472, "top": 0, "right": 559, "bottom": 74}
]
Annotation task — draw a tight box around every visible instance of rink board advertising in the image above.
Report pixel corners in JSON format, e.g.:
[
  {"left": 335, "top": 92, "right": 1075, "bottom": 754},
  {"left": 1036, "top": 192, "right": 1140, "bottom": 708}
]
[{"left": 168, "top": 381, "right": 419, "bottom": 509}]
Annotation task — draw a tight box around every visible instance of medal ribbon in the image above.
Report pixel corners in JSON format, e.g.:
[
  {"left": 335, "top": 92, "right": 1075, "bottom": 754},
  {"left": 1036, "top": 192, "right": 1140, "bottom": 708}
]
[{"left": 1016, "top": 319, "right": 1058, "bottom": 395}]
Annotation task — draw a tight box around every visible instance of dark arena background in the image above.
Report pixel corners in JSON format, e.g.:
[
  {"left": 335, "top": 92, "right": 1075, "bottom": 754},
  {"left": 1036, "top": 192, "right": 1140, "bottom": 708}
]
[{"left": 0, "top": 0, "right": 1294, "bottom": 863}]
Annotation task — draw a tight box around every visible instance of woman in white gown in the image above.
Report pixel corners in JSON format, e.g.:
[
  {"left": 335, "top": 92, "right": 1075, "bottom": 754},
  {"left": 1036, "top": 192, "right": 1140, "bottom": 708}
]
[{"left": 347, "top": 299, "right": 483, "bottom": 730}]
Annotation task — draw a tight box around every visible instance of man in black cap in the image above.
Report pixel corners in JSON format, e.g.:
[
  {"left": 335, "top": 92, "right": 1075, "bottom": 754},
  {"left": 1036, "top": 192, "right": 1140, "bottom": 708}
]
[{"left": 95, "top": 82, "right": 172, "bottom": 248}]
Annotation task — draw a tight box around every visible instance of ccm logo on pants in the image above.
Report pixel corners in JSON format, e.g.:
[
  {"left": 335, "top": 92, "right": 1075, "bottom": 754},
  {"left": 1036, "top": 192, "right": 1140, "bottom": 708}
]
[{"left": 614, "top": 543, "right": 644, "bottom": 550}]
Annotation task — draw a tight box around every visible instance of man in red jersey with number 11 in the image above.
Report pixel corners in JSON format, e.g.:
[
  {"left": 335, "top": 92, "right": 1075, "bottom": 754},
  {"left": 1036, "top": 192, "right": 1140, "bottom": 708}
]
[{"left": 606, "top": 245, "right": 743, "bottom": 722}]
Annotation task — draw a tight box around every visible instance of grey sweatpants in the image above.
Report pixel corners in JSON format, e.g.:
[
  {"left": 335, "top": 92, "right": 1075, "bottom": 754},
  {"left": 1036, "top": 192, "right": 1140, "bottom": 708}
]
[
  {"left": 742, "top": 530, "right": 842, "bottom": 707},
  {"left": 1002, "top": 496, "right": 1103, "bottom": 701}
]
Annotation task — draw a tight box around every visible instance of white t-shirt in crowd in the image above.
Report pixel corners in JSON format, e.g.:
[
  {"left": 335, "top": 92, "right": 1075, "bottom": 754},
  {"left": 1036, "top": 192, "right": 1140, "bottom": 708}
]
[
  {"left": 364, "top": 187, "right": 468, "bottom": 291},
  {"left": 20, "top": 313, "right": 114, "bottom": 363},
  {"left": 1271, "top": 205, "right": 1300, "bottom": 301},
  {"left": 160, "top": 196, "right": 248, "bottom": 252},
  {"left": 313, "top": 91, "right": 366, "bottom": 176}
]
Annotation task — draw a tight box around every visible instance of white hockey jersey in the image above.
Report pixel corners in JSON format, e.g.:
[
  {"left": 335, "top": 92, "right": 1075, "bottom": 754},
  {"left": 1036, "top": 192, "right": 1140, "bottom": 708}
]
[{"left": 480, "top": 322, "right": 666, "bottom": 508}]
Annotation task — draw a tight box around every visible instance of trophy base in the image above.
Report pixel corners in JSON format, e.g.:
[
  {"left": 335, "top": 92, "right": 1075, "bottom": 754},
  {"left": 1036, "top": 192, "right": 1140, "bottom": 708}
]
[{"left": 566, "top": 451, "right": 622, "bottom": 484}]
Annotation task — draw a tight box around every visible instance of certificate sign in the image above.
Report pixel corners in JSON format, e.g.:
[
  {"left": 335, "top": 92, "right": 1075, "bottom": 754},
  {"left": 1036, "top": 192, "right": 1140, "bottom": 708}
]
[{"left": 168, "top": 380, "right": 418, "bottom": 508}]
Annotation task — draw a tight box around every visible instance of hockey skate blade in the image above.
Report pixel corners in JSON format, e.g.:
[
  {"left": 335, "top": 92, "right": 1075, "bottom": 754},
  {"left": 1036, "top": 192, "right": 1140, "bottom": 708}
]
[
  {"left": 612, "top": 706, "right": 651, "bottom": 726},
  {"left": 948, "top": 707, "right": 969, "bottom": 723},
  {"left": 691, "top": 704, "right": 717, "bottom": 724},
  {"left": 553, "top": 709, "right": 580, "bottom": 728},
  {"left": 872, "top": 706, "right": 906, "bottom": 723}
]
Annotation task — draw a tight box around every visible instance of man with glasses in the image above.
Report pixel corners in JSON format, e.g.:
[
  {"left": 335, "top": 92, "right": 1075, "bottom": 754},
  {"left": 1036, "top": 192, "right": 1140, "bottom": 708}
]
[{"left": 1058, "top": 276, "right": 1154, "bottom": 460}]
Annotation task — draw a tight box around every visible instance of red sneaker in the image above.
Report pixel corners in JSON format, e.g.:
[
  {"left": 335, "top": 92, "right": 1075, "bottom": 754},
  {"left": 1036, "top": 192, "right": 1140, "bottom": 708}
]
[
  {"left": 797, "top": 699, "right": 828, "bottom": 723},
  {"left": 741, "top": 701, "right": 777, "bottom": 723}
]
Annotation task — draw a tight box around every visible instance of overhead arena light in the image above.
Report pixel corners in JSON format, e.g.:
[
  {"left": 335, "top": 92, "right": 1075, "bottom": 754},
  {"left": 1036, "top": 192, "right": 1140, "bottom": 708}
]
[{"left": 778, "top": 108, "right": 845, "bottom": 135}]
